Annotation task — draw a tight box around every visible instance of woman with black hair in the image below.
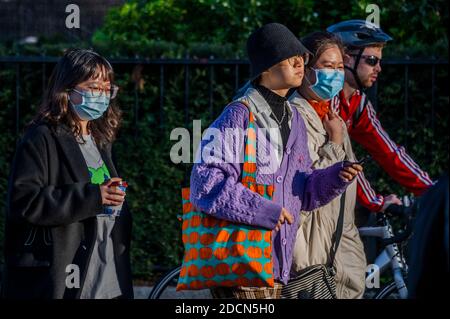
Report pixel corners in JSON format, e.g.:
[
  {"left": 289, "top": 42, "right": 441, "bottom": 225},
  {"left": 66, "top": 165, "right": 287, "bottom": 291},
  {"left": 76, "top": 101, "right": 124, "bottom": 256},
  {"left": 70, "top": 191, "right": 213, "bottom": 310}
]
[
  {"left": 287, "top": 32, "right": 366, "bottom": 298},
  {"left": 2, "top": 49, "right": 133, "bottom": 299}
]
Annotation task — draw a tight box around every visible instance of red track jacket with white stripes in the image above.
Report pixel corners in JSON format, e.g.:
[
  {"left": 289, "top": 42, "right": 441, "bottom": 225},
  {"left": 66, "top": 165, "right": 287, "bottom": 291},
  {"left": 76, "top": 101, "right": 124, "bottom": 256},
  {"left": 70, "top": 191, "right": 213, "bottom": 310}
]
[{"left": 331, "top": 90, "right": 434, "bottom": 212}]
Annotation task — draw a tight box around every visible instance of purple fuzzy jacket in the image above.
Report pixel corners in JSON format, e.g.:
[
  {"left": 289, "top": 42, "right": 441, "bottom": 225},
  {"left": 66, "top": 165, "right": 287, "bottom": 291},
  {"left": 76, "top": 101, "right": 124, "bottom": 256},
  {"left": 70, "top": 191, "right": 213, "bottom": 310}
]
[{"left": 190, "top": 102, "right": 351, "bottom": 284}]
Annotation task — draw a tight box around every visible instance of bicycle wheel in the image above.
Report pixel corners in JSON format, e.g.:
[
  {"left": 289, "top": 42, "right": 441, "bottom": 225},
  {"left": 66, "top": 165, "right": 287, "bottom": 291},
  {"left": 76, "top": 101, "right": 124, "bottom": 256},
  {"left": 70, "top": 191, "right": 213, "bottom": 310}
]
[
  {"left": 373, "top": 281, "right": 401, "bottom": 299},
  {"left": 148, "top": 266, "right": 212, "bottom": 299}
]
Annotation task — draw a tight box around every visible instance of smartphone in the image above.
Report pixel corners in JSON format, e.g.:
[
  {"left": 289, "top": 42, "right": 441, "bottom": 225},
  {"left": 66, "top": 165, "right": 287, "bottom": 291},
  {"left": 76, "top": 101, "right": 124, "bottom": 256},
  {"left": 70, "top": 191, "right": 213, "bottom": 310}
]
[
  {"left": 356, "top": 155, "right": 372, "bottom": 165},
  {"left": 345, "top": 155, "right": 372, "bottom": 167}
]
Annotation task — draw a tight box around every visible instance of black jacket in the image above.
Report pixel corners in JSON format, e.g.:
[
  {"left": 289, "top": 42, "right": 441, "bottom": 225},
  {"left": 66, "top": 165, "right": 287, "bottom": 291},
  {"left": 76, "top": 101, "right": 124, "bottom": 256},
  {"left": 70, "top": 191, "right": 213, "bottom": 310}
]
[
  {"left": 407, "top": 173, "right": 449, "bottom": 299},
  {"left": 2, "top": 122, "right": 133, "bottom": 299}
]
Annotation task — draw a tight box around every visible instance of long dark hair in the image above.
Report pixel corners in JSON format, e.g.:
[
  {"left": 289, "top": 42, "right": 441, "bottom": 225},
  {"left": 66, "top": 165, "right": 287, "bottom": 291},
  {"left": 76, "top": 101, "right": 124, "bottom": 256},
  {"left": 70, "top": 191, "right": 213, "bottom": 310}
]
[
  {"left": 300, "top": 31, "right": 345, "bottom": 67},
  {"left": 30, "top": 48, "right": 122, "bottom": 148}
]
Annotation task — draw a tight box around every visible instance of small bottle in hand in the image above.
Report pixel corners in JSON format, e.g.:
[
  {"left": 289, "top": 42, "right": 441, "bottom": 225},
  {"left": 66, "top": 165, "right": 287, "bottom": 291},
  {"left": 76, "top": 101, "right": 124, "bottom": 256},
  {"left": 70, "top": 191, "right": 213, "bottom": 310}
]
[{"left": 102, "top": 178, "right": 128, "bottom": 217}]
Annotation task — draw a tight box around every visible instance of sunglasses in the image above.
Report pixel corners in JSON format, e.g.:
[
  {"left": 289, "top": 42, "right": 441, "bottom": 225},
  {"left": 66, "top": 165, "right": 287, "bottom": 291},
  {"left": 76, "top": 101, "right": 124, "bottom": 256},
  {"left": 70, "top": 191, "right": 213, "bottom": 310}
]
[{"left": 351, "top": 54, "right": 382, "bottom": 67}]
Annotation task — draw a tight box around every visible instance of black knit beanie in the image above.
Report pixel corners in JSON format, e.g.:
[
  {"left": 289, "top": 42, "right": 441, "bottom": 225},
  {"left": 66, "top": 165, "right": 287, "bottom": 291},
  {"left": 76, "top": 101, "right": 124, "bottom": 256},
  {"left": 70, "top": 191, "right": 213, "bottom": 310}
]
[{"left": 247, "top": 23, "right": 311, "bottom": 79}]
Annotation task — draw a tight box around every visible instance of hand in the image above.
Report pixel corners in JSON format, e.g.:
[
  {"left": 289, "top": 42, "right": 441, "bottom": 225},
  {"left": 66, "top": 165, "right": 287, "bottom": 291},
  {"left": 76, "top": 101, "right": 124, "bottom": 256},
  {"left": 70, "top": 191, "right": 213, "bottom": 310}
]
[
  {"left": 323, "top": 111, "right": 343, "bottom": 145},
  {"left": 100, "top": 177, "right": 126, "bottom": 206},
  {"left": 339, "top": 163, "right": 363, "bottom": 182},
  {"left": 380, "top": 194, "right": 403, "bottom": 212},
  {"left": 275, "top": 208, "right": 294, "bottom": 232}
]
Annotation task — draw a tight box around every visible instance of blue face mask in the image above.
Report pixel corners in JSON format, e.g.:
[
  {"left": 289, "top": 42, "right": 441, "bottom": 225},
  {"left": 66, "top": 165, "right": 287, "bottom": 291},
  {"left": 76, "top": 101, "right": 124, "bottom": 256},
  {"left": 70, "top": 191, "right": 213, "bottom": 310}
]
[
  {"left": 309, "top": 68, "right": 345, "bottom": 100},
  {"left": 69, "top": 89, "right": 110, "bottom": 120}
]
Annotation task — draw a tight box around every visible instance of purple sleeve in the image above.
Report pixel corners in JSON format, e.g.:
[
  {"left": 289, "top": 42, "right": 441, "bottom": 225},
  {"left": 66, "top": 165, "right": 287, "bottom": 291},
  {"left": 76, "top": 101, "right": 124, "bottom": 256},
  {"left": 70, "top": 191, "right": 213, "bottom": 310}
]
[
  {"left": 300, "top": 162, "right": 350, "bottom": 211},
  {"left": 189, "top": 103, "right": 282, "bottom": 230}
]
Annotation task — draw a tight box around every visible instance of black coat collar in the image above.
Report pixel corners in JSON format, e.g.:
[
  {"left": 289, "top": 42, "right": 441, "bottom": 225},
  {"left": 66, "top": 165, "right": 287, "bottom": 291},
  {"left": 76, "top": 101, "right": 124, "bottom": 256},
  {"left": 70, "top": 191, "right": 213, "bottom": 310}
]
[{"left": 51, "top": 123, "right": 118, "bottom": 182}]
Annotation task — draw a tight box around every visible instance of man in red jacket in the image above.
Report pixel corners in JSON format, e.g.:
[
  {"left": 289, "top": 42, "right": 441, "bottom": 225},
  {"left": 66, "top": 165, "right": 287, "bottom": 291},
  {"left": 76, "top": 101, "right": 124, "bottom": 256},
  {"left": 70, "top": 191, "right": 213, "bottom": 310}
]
[{"left": 327, "top": 20, "right": 434, "bottom": 212}]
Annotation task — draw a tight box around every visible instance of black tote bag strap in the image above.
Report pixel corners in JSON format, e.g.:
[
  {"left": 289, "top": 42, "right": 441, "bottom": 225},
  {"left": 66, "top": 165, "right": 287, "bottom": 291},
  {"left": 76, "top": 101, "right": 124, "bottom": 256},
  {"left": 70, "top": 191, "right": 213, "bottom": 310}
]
[{"left": 328, "top": 191, "right": 346, "bottom": 271}]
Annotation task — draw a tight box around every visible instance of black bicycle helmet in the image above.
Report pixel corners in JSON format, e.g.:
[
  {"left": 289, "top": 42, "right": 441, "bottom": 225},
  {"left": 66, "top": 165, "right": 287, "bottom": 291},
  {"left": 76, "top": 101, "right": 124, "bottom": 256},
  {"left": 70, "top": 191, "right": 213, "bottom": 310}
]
[{"left": 327, "top": 19, "right": 392, "bottom": 48}]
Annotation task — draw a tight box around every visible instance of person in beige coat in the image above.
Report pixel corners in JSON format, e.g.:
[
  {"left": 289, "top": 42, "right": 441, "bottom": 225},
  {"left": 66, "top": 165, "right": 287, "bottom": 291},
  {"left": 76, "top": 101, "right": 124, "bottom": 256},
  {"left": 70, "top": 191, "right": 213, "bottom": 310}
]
[{"left": 287, "top": 31, "right": 367, "bottom": 298}]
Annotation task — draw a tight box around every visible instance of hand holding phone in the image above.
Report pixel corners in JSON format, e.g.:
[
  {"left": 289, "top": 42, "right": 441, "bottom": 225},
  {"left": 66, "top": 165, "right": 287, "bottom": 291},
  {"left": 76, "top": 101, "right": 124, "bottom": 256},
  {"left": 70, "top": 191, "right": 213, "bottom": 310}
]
[
  {"left": 344, "top": 155, "right": 372, "bottom": 168},
  {"left": 339, "top": 162, "right": 363, "bottom": 182}
]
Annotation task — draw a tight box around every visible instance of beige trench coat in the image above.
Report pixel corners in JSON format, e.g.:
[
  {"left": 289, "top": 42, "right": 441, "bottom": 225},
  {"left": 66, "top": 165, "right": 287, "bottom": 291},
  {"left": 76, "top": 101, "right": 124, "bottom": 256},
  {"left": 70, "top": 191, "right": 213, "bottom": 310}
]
[{"left": 288, "top": 91, "right": 367, "bottom": 299}]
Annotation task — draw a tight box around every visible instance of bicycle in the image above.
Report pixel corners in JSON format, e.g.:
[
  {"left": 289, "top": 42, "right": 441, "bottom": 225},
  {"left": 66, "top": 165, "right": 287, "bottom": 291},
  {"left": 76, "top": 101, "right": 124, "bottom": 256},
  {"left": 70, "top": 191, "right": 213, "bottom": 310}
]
[
  {"left": 359, "top": 196, "right": 415, "bottom": 299},
  {"left": 148, "top": 196, "right": 416, "bottom": 299},
  {"left": 148, "top": 265, "right": 211, "bottom": 299}
]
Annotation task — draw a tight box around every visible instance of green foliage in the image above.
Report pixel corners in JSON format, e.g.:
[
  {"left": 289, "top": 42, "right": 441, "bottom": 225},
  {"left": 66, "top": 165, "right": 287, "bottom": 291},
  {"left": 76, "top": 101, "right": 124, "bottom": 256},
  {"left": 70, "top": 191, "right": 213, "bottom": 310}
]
[{"left": 92, "top": 0, "right": 448, "bottom": 58}]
